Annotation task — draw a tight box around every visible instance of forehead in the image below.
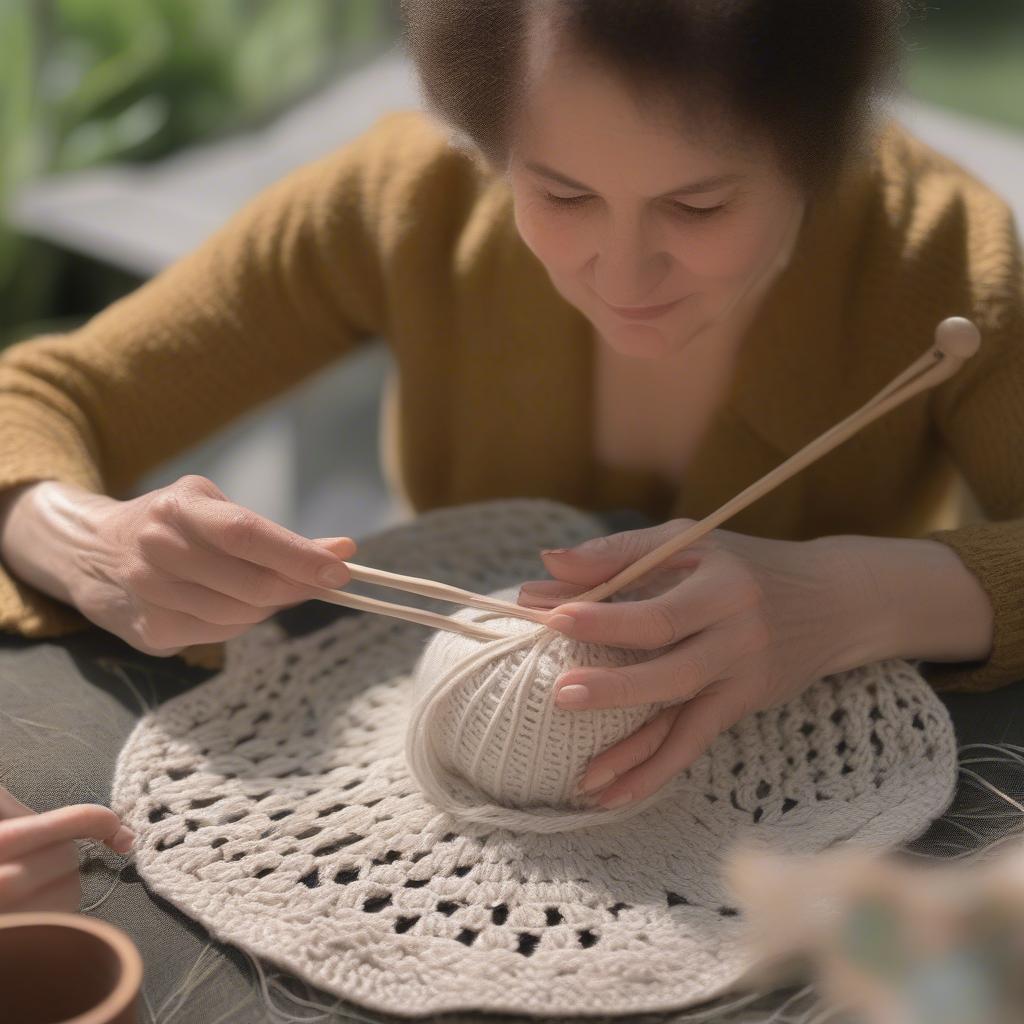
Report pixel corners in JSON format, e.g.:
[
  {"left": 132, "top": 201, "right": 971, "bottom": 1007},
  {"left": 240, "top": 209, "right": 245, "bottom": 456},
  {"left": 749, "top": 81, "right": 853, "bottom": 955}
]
[{"left": 511, "top": 12, "right": 767, "bottom": 183}]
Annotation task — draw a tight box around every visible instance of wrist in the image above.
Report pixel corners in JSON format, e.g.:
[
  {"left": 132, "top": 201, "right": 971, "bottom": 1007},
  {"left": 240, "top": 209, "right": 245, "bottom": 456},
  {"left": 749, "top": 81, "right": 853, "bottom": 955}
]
[
  {"left": 0, "top": 480, "right": 112, "bottom": 605},
  {"left": 811, "top": 534, "right": 994, "bottom": 669},
  {"left": 803, "top": 535, "right": 894, "bottom": 675}
]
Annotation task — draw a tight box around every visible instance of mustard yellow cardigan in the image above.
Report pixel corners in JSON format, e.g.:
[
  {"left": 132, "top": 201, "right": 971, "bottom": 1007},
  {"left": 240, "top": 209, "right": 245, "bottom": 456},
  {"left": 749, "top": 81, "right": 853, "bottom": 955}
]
[{"left": 0, "top": 110, "right": 1022, "bottom": 692}]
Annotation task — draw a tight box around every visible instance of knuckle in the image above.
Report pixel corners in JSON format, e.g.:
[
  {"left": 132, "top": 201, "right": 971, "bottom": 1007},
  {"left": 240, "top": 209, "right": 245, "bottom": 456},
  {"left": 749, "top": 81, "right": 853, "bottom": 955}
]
[
  {"left": 736, "top": 574, "right": 765, "bottom": 609},
  {"left": 668, "top": 517, "right": 697, "bottom": 533},
  {"left": 133, "top": 613, "right": 176, "bottom": 653},
  {"left": 624, "top": 744, "right": 653, "bottom": 771},
  {"left": 720, "top": 561, "right": 764, "bottom": 612},
  {"left": 135, "top": 519, "right": 168, "bottom": 551},
  {"left": 220, "top": 508, "right": 261, "bottom": 556},
  {"left": 665, "top": 517, "right": 699, "bottom": 545},
  {"left": 120, "top": 560, "right": 154, "bottom": 595},
  {"left": 579, "top": 532, "right": 618, "bottom": 558},
  {"left": 178, "top": 473, "right": 216, "bottom": 494},
  {"left": 149, "top": 488, "right": 184, "bottom": 523},
  {"left": 196, "top": 603, "right": 236, "bottom": 627},
  {"left": 675, "top": 653, "right": 708, "bottom": 694},
  {"left": 634, "top": 728, "right": 665, "bottom": 765},
  {"left": 219, "top": 601, "right": 267, "bottom": 627},
  {"left": 247, "top": 570, "right": 285, "bottom": 607},
  {"left": 643, "top": 601, "right": 681, "bottom": 648},
  {"left": 607, "top": 669, "right": 640, "bottom": 707}
]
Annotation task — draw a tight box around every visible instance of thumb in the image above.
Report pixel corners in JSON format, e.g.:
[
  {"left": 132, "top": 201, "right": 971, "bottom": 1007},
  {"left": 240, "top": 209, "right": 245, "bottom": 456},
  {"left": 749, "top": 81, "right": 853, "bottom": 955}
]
[
  {"left": 312, "top": 536, "right": 358, "bottom": 559},
  {"left": 540, "top": 521, "right": 694, "bottom": 586}
]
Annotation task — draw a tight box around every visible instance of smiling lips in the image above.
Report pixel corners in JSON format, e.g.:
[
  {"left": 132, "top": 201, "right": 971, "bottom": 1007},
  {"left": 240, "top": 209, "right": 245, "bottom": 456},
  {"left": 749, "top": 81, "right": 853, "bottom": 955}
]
[{"left": 604, "top": 296, "right": 683, "bottom": 319}]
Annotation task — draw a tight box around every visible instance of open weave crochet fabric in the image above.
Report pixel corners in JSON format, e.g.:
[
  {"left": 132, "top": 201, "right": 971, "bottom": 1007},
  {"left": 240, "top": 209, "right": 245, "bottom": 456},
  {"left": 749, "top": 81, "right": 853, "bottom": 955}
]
[{"left": 111, "top": 499, "right": 959, "bottom": 1018}]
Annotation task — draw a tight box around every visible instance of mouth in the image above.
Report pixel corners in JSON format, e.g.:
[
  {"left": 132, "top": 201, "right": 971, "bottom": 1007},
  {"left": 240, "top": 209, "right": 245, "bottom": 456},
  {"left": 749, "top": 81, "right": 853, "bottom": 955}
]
[{"left": 603, "top": 296, "right": 684, "bottom": 320}]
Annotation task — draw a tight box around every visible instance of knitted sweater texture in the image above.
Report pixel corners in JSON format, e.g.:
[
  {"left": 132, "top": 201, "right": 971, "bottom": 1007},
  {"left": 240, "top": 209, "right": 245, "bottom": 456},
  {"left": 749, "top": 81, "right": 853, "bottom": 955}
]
[{"left": 0, "top": 109, "right": 1022, "bottom": 693}]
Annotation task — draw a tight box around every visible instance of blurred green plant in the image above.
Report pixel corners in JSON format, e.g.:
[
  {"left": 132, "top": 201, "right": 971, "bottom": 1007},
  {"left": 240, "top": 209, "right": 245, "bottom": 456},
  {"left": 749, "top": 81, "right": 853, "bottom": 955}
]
[
  {"left": 907, "top": 0, "right": 1024, "bottom": 133},
  {"left": 0, "top": 0, "right": 399, "bottom": 348}
]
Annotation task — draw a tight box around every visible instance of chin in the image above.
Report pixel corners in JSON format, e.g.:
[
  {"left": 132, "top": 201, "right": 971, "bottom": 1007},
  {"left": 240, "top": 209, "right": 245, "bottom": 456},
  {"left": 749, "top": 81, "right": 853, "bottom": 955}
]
[
  {"left": 599, "top": 312, "right": 709, "bottom": 359},
  {"left": 600, "top": 326, "right": 672, "bottom": 359}
]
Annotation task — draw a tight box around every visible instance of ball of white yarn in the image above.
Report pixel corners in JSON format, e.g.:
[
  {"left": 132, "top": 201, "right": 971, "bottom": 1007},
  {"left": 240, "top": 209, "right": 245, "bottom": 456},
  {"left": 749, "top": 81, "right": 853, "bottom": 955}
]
[{"left": 405, "top": 587, "right": 664, "bottom": 825}]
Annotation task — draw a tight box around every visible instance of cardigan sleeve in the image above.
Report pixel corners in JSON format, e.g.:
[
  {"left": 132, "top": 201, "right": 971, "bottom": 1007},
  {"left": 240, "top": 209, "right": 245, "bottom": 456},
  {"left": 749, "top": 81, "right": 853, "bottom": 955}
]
[
  {"left": 918, "top": 196, "right": 1024, "bottom": 694},
  {"left": 0, "top": 112, "right": 412, "bottom": 640}
]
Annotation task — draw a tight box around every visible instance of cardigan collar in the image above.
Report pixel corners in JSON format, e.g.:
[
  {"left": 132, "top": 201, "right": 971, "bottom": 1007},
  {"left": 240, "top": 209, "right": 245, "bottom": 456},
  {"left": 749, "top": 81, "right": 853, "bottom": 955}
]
[{"left": 722, "top": 154, "right": 878, "bottom": 459}]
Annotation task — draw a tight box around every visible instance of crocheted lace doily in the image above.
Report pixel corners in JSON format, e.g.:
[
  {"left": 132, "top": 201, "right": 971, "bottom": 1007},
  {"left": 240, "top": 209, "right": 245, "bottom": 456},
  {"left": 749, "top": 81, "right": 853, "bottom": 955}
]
[{"left": 111, "top": 499, "right": 958, "bottom": 1017}]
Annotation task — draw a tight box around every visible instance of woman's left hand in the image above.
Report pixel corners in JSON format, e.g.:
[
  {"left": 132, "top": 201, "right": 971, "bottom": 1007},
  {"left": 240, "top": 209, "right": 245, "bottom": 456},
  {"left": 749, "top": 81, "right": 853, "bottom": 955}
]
[{"left": 517, "top": 519, "right": 880, "bottom": 810}]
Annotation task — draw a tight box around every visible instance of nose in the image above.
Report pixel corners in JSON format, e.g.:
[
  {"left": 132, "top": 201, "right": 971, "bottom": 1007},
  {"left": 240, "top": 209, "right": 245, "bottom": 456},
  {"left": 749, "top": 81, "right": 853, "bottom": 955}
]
[{"left": 592, "top": 214, "right": 670, "bottom": 307}]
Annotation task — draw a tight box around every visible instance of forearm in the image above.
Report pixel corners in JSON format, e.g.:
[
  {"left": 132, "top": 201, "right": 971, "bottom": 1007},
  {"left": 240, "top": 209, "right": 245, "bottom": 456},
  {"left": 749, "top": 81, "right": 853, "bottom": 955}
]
[{"left": 819, "top": 534, "right": 995, "bottom": 667}]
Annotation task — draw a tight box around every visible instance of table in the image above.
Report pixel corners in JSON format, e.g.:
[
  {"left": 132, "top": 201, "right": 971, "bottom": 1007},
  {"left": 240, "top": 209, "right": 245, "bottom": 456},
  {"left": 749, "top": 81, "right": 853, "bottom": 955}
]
[{"left": 2, "top": 592, "right": 1022, "bottom": 1024}]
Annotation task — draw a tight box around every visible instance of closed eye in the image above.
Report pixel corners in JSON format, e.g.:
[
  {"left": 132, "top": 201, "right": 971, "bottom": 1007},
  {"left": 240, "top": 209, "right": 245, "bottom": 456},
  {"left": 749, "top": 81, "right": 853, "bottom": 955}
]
[{"left": 543, "top": 192, "right": 725, "bottom": 219}]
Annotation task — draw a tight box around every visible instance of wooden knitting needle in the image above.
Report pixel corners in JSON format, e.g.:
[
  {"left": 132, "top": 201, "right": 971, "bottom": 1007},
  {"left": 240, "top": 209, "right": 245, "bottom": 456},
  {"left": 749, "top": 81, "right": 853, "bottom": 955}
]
[
  {"left": 308, "top": 316, "right": 979, "bottom": 639},
  {"left": 306, "top": 584, "right": 508, "bottom": 640},
  {"left": 573, "top": 316, "right": 982, "bottom": 604},
  {"left": 307, "top": 564, "right": 549, "bottom": 640}
]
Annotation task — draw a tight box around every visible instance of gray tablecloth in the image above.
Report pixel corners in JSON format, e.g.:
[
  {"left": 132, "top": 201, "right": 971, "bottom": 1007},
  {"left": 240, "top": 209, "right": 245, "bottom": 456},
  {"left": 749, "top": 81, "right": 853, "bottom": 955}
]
[{"left": 2, "top": 507, "right": 1022, "bottom": 1023}]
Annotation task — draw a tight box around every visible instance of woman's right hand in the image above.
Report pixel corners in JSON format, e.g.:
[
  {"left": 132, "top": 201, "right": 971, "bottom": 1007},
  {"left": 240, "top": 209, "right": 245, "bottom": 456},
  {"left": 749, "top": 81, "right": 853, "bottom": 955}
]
[{"left": 0, "top": 474, "right": 356, "bottom": 658}]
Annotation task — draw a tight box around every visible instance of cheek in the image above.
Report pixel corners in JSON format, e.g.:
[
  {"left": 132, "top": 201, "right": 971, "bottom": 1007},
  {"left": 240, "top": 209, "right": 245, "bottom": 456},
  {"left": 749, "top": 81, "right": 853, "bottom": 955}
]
[
  {"left": 514, "top": 201, "right": 588, "bottom": 273},
  {"left": 680, "top": 219, "right": 784, "bottom": 286}
]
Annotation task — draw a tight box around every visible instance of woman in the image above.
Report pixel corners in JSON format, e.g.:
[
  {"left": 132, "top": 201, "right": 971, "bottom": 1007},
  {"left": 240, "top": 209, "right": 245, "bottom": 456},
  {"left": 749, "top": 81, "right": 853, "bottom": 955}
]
[{"left": 0, "top": 0, "right": 1021, "bottom": 844}]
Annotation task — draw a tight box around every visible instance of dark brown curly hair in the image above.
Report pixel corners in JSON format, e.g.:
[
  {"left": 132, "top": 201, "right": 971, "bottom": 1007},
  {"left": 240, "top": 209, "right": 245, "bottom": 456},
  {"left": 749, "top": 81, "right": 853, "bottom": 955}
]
[{"left": 399, "top": 0, "right": 916, "bottom": 193}]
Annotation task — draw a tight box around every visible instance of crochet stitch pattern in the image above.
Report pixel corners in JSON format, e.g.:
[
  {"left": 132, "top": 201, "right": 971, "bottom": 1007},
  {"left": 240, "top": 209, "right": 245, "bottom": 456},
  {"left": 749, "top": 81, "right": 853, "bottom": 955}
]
[{"left": 112, "top": 499, "right": 958, "bottom": 1017}]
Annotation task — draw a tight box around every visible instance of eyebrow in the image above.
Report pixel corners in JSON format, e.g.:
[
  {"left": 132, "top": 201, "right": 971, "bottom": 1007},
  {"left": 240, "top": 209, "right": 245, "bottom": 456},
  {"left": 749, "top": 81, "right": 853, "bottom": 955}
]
[{"left": 525, "top": 161, "right": 742, "bottom": 198}]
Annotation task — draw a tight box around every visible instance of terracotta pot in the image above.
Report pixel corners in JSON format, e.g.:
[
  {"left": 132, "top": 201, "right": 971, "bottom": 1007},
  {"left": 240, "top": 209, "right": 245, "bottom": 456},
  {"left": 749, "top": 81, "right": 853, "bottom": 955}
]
[{"left": 0, "top": 912, "right": 142, "bottom": 1024}]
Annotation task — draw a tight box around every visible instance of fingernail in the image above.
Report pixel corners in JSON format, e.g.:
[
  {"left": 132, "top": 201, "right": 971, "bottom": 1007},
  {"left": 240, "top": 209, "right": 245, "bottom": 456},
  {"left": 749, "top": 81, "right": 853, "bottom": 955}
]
[
  {"left": 576, "top": 767, "right": 616, "bottom": 795},
  {"left": 317, "top": 563, "right": 349, "bottom": 587},
  {"left": 541, "top": 548, "right": 569, "bottom": 557},
  {"left": 601, "top": 791, "right": 633, "bottom": 810},
  {"left": 555, "top": 684, "right": 589, "bottom": 709},
  {"left": 547, "top": 614, "right": 575, "bottom": 634}
]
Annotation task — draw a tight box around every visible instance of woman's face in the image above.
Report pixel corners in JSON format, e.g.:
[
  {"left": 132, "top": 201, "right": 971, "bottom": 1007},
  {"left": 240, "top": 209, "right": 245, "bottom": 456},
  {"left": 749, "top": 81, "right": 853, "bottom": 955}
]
[{"left": 506, "top": 41, "right": 807, "bottom": 360}]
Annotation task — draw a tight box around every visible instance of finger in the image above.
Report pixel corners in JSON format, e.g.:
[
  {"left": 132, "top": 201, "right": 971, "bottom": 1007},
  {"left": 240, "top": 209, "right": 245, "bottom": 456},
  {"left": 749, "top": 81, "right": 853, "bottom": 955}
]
[
  {"left": 575, "top": 706, "right": 680, "bottom": 797},
  {"left": 2, "top": 872, "right": 82, "bottom": 915},
  {"left": 521, "top": 565, "right": 701, "bottom": 612},
  {"left": 517, "top": 579, "right": 589, "bottom": 609},
  {"left": 540, "top": 520, "right": 706, "bottom": 587},
  {"left": 130, "top": 602, "right": 268, "bottom": 653},
  {"left": 138, "top": 576, "right": 292, "bottom": 627},
  {"left": 0, "top": 840, "right": 79, "bottom": 906},
  {"left": 172, "top": 496, "right": 357, "bottom": 589},
  {"left": 554, "top": 624, "right": 737, "bottom": 709},
  {"left": 593, "top": 681, "right": 748, "bottom": 808},
  {"left": 0, "top": 787, "right": 34, "bottom": 820},
  {"left": 0, "top": 804, "right": 124, "bottom": 861},
  {"left": 547, "top": 556, "right": 738, "bottom": 649},
  {"left": 136, "top": 534, "right": 332, "bottom": 611}
]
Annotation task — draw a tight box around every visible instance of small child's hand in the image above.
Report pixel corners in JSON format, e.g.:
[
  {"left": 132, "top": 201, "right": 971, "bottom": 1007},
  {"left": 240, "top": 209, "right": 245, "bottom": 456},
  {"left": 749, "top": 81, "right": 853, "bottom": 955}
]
[{"left": 0, "top": 785, "right": 134, "bottom": 914}]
